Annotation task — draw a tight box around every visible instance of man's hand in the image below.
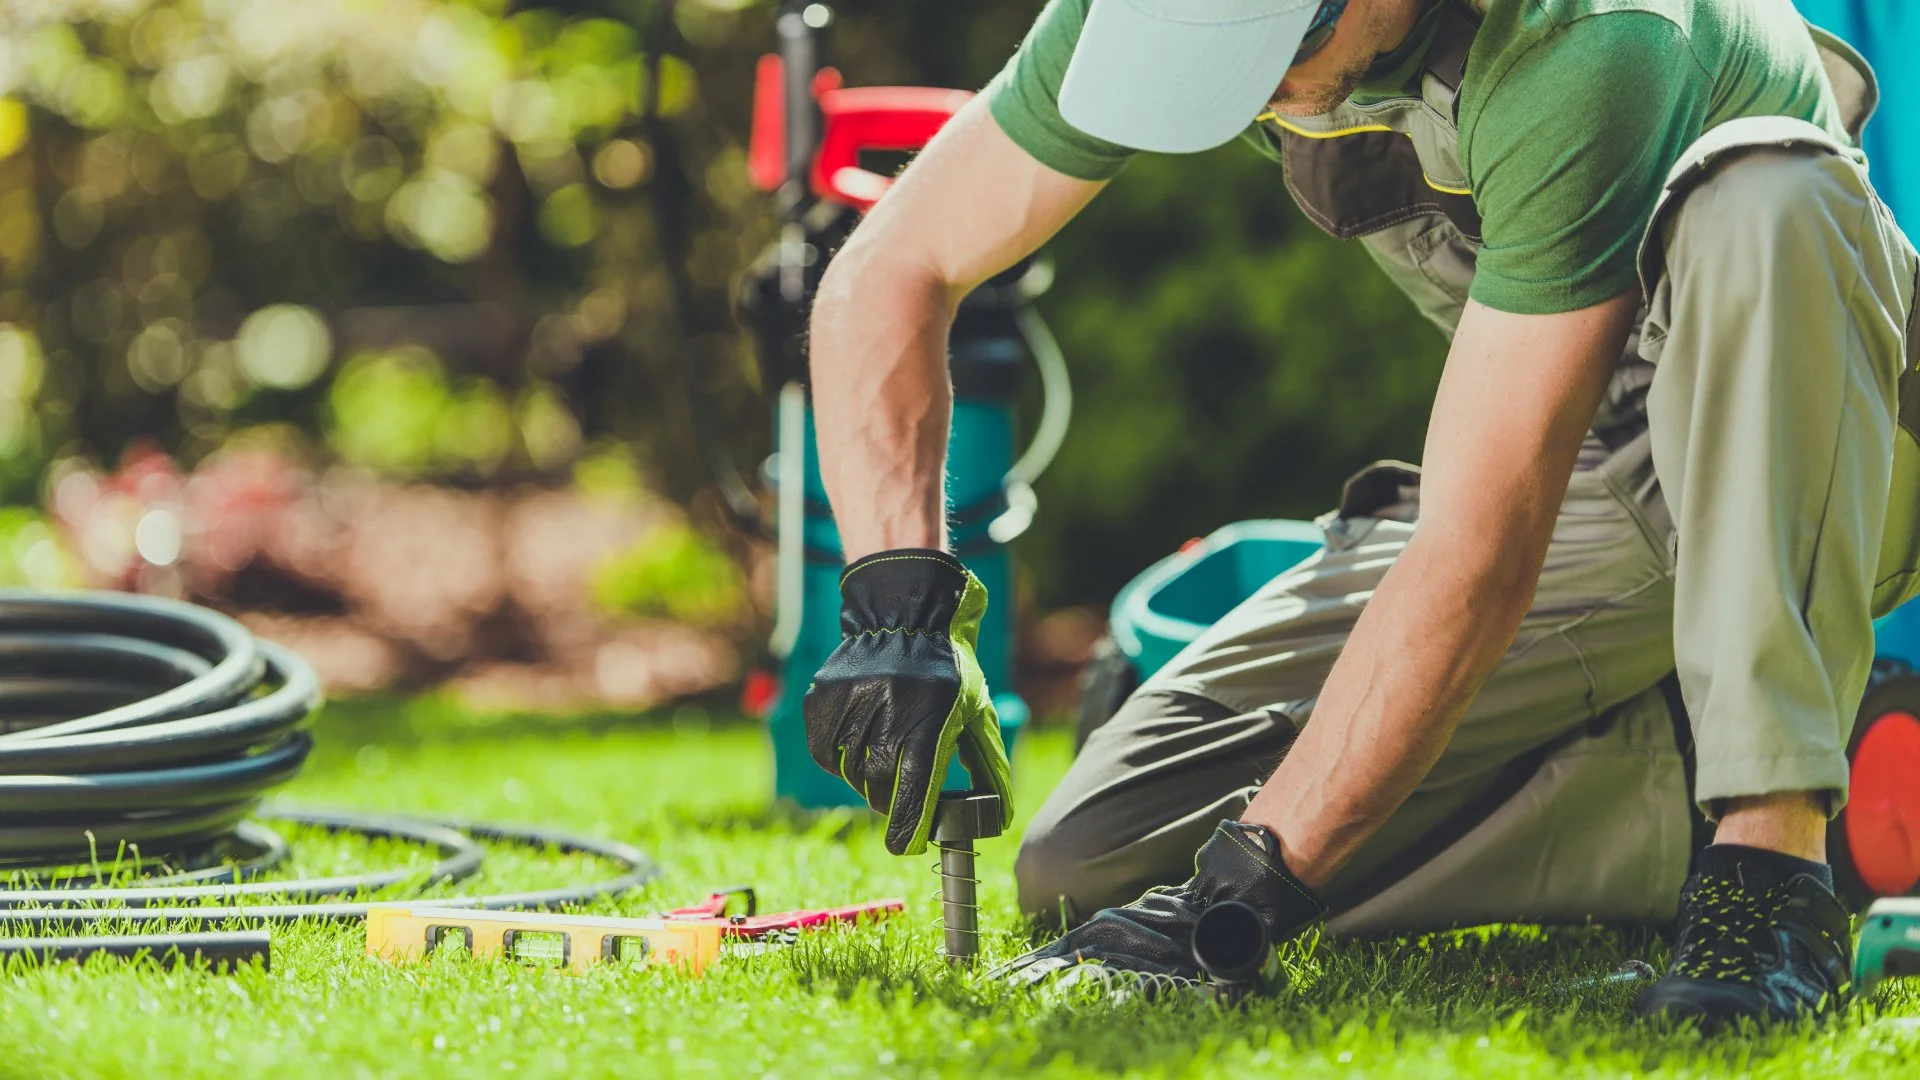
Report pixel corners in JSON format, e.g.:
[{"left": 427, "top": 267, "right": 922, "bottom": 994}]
[
  {"left": 803, "top": 549, "right": 1013, "bottom": 856},
  {"left": 1243, "top": 291, "right": 1643, "bottom": 887},
  {"left": 998, "top": 821, "right": 1326, "bottom": 995}
]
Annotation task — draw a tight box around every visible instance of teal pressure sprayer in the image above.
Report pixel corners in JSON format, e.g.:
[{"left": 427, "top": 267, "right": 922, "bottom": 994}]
[{"left": 733, "top": 2, "right": 1069, "bottom": 809}]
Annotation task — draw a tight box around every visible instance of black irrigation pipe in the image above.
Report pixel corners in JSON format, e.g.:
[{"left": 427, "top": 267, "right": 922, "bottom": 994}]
[
  {"left": 0, "top": 931, "right": 273, "bottom": 972},
  {"left": 0, "top": 813, "right": 660, "bottom": 932},
  {"left": 0, "top": 591, "right": 659, "bottom": 952}
]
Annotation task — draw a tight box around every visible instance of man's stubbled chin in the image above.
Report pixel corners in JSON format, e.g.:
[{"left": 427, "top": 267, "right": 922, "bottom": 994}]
[{"left": 1266, "top": 67, "right": 1368, "bottom": 117}]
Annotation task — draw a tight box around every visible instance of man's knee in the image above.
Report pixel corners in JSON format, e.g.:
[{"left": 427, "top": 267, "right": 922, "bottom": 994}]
[
  {"left": 1014, "top": 819, "right": 1109, "bottom": 930},
  {"left": 1013, "top": 688, "right": 1269, "bottom": 929},
  {"left": 1665, "top": 146, "right": 1869, "bottom": 276},
  {"left": 1012, "top": 728, "right": 1152, "bottom": 928},
  {"left": 1014, "top": 806, "right": 1184, "bottom": 929}
]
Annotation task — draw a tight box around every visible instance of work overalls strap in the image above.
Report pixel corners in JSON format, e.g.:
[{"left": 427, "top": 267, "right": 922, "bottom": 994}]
[{"left": 1264, "top": 0, "right": 1483, "bottom": 244}]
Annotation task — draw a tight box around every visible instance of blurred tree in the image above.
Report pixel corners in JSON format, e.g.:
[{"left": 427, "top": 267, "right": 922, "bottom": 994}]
[
  {"left": 0, "top": 0, "right": 1449, "bottom": 613},
  {"left": 0, "top": 0, "right": 745, "bottom": 491}
]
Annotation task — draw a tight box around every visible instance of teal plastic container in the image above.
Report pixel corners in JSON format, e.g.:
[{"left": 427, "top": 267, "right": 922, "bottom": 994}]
[
  {"left": 1109, "top": 519, "right": 1326, "bottom": 681},
  {"left": 1110, "top": 518, "right": 1920, "bottom": 683},
  {"left": 1877, "top": 602, "right": 1920, "bottom": 668},
  {"left": 767, "top": 397, "right": 1028, "bottom": 810}
]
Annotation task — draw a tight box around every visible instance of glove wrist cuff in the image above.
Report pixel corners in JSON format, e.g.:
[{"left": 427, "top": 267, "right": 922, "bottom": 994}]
[
  {"left": 837, "top": 548, "right": 975, "bottom": 633},
  {"left": 1201, "top": 822, "right": 1328, "bottom": 939},
  {"left": 840, "top": 547, "right": 966, "bottom": 587}
]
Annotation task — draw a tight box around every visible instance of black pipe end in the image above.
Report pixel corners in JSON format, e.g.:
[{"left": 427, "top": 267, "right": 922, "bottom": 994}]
[{"left": 1191, "top": 900, "right": 1269, "bottom": 984}]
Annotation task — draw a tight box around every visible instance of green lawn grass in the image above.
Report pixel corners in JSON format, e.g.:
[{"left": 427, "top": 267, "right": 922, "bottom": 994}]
[{"left": 1, "top": 699, "right": 1915, "bottom": 1079}]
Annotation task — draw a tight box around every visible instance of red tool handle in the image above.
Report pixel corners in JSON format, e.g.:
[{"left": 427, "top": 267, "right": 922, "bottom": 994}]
[
  {"left": 748, "top": 57, "right": 848, "bottom": 192},
  {"left": 661, "top": 891, "right": 905, "bottom": 940},
  {"left": 721, "top": 898, "right": 906, "bottom": 939},
  {"left": 664, "top": 887, "right": 757, "bottom": 920}
]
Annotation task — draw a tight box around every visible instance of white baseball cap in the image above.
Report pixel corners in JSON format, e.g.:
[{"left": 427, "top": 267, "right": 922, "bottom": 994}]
[{"left": 1059, "top": 0, "right": 1332, "bottom": 153}]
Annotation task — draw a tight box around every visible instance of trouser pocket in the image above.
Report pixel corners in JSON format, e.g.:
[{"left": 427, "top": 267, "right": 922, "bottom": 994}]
[
  {"left": 1315, "top": 460, "right": 1421, "bottom": 554},
  {"left": 1336, "top": 460, "right": 1420, "bottom": 521}
]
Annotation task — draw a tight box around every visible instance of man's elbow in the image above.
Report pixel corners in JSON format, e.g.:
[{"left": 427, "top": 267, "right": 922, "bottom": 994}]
[
  {"left": 1405, "top": 524, "right": 1543, "bottom": 626},
  {"left": 811, "top": 232, "right": 874, "bottom": 322},
  {"left": 814, "top": 233, "right": 950, "bottom": 329}
]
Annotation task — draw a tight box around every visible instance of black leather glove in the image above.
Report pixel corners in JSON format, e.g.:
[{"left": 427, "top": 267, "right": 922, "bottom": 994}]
[
  {"left": 802, "top": 548, "right": 1014, "bottom": 856},
  {"left": 998, "top": 821, "right": 1326, "bottom": 995}
]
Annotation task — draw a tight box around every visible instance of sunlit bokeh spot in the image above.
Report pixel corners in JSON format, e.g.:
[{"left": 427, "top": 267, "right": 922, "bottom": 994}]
[
  {"left": 0, "top": 100, "right": 28, "bottom": 160},
  {"left": 134, "top": 507, "right": 182, "bottom": 566},
  {"left": 150, "top": 52, "right": 231, "bottom": 123},
  {"left": 127, "top": 319, "right": 189, "bottom": 390},
  {"left": 425, "top": 122, "right": 500, "bottom": 185},
  {"left": 237, "top": 304, "right": 333, "bottom": 390},
  {"left": 538, "top": 183, "right": 598, "bottom": 247},
  {"left": 387, "top": 169, "right": 494, "bottom": 262},
  {"left": 0, "top": 326, "right": 45, "bottom": 404},
  {"left": 517, "top": 384, "right": 583, "bottom": 471},
  {"left": 0, "top": 326, "right": 42, "bottom": 460},
  {"left": 591, "top": 138, "right": 648, "bottom": 189}
]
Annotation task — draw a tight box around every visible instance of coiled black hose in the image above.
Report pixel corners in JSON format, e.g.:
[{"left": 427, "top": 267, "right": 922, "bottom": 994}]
[
  {"left": 0, "top": 591, "right": 657, "bottom": 934},
  {"left": 0, "top": 590, "right": 320, "bottom": 866}
]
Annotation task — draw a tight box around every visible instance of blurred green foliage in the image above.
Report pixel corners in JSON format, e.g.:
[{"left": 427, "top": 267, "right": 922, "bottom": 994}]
[
  {"left": 0, "top": 507, "right": 81, "bottom": 588},
  {"left": 0, "top": 0, "right": 1448, "bottom": 611},
  {"left": 325, "top": 346, "right": 536, "bottom": 476},
  {"left": 592, "top": 517, "right": 746, "bottom": 626},
  {"left": 0, "top": 0, "right": 742, "bottom": 493}
]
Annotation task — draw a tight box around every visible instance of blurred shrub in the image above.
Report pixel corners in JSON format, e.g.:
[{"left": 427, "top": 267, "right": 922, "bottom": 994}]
[
  {"left": 592, "top": 518, "right": 746, "bottom": 628},
  {"left": 0, "top": 325, "right": 47, "bottom": 497},
  {"left": 0, "top": 0, "right": 761, "bottom": 499},
  {"left": 324, "top": 346, "right": 522, "bottom": 477},
  {"left": 0, "top": 0, "right": 1451, "bottom": 613},
  {"left": 0, "top": 507, "right": 82, "bottom": 588}
]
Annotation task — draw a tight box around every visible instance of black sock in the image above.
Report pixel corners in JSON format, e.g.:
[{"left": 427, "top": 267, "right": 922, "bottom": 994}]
[{"left": 1698, "top": 843, "right": 1835, "bottom": 891}]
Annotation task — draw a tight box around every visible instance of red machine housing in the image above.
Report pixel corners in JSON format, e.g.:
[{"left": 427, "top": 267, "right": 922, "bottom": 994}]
[{"left": 748, "top": 54, "right": 973, "bottom": 212}]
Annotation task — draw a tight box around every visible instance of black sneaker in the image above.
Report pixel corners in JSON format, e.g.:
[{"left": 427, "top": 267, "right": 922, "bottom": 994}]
[{"left": 1635, "top": 845, "right": 1852, "bottom": 1027}]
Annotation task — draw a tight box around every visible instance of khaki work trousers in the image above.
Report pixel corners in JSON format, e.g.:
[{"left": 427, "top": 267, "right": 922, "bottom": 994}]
[{"left": 1017, "top": 124, "right": 1920, "bottom": 934}]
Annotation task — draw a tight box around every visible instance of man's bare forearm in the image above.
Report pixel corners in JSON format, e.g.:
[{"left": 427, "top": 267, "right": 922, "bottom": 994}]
[
  {"left": 1240, "top": 525, "right": 1545, "bottom": 887},
  {"left": 802, "top": 103, "right": 1104, "bottom": 563},
  {"left": 1240, "top": 291, "right": 1637, "bottom": 891},
  {"left": 809, "top": 242, "right": 960, "bottom": 560}
]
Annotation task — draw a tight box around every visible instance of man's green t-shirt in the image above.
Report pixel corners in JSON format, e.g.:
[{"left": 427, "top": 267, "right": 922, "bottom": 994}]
[{"left": 984, "top": 0, "right": 1858, "bottom": 315}]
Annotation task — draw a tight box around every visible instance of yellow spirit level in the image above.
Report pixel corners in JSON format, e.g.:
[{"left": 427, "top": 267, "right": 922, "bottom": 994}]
[
  {"left": 365, "top": 892, "right": 904, "bottom": 975},
  {"left": 366, "top": 905, "right": 725, "bottom": 975}
]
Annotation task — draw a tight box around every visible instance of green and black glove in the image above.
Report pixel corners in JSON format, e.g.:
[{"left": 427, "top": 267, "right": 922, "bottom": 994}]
[
  {"left": 997, "top": 821, "right": 1326, "bottom": 996},
  {"left": 802, "top": 548, "right": 1014, "bottom": 856}
]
